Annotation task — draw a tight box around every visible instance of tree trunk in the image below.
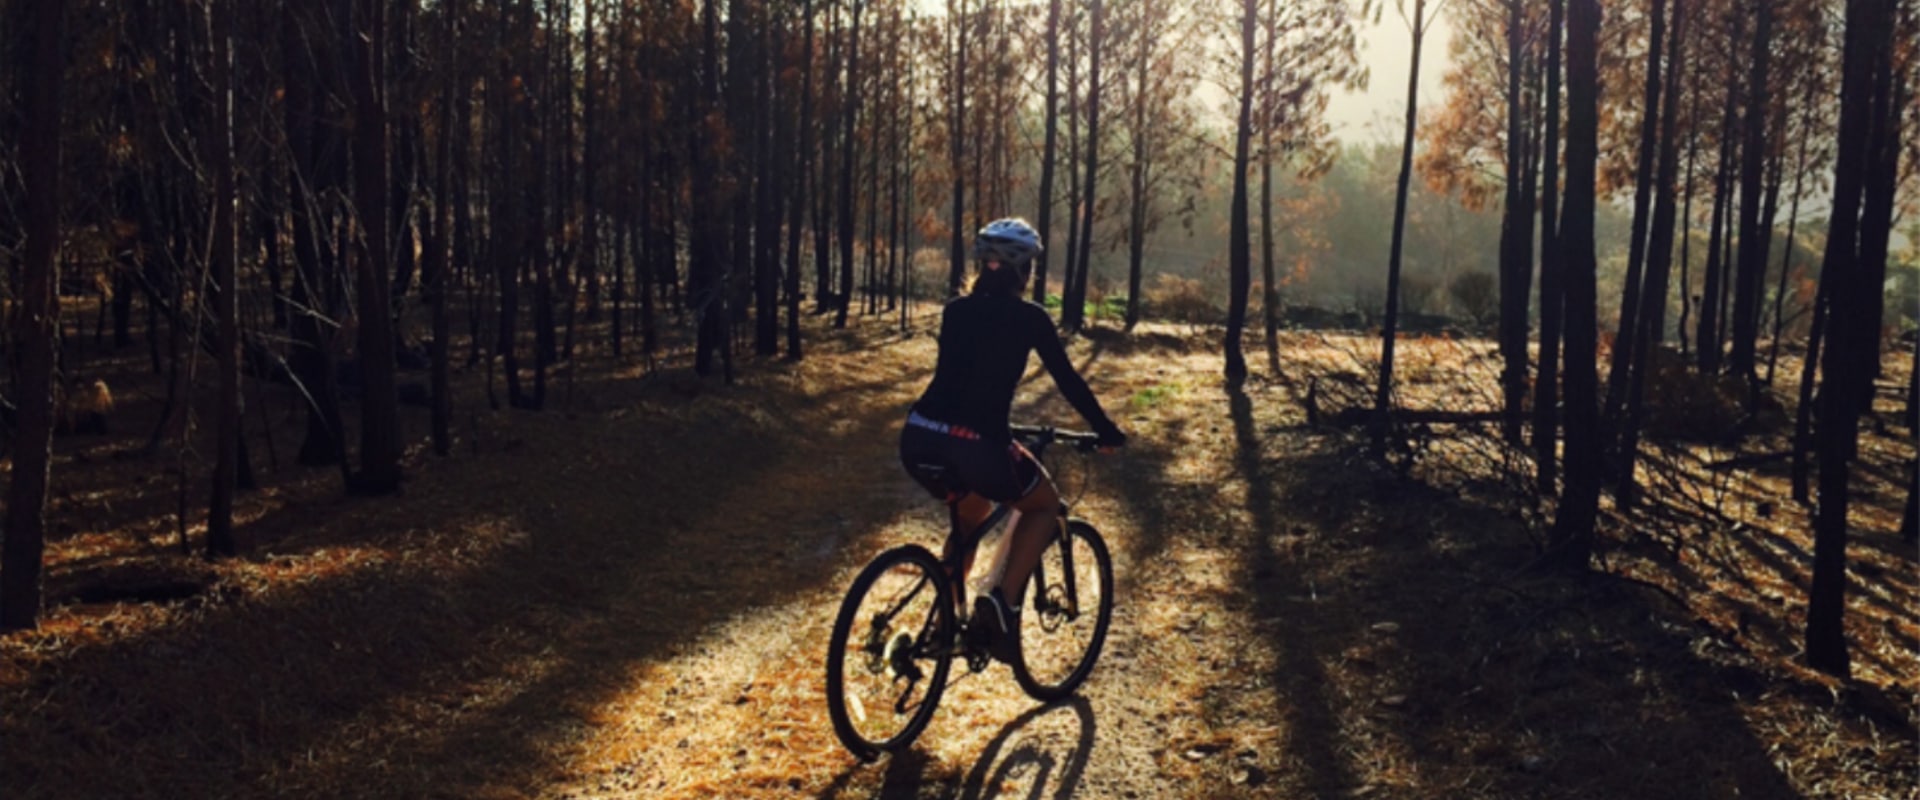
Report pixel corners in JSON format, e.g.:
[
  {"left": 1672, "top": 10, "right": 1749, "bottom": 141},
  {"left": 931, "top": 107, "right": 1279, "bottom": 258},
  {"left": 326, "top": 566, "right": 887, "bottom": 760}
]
[
  {"left": 1062, "top": 26, "right": 1082, "bottom": 316},
  {"left": 1790, "top": 256, "right": 1831, "bottom": 504},
  {"left": 1806, "top": 0, "right": 1896, "bottom": 680},
  {"left": 580, "top": 0, "right": 601, "bottom": 330},
  {"left": 1033, "top": 0, "right": 1062, "bottom": 305},
  {"left": 1766, "top": 93, "right": 1812, "bottom": 386},
  {"left": 1257, "top": 0, "right": 1277, "bottom": 357},
  {"left": 208, "top": 0, "right": 242, "bottom": 556},
  {"left": 864, "top": 58, "right": 882, "bottom": 317},
  {"left": 1497, "top": 0, "right": 1539, "bottom": 445},
  {"left": 1225, "top": 0, "right": 1258, "bottom": 385},
  {"left": 1532, "top": 0, "right": 1566, "bottom": 494},
  {"left": 787, "top": 0, "right": 817, "bottom": 358},
  {"left": 429, "top": 0, "right": 460, "bottom": 456},
  {"left": 1677, "top": 87, "right": 1701, "bottom": 360},
  {"left": 1696, "top": 24, "right": 1743, "bottom": 373},
  {"left": 947, "top": 0, "right": 969, "bottom": 295},
  {"left": 816, "top": 0, "right": 840, "bottom": 309},
  {"left": 1602, "top": 0, "right": 1667, "bottom": 431},
  {"left": 1372, "top": 0, "right": 1428, "bottom": 450},
  {"left": 1, "top": 1, "right": 65, "bottom": 631},
  {"left": 757, "top": 9, "right": 784, "bottom": 355},
  {"left": 1127, "top": 0, "right": 1156, "bottom": 332},
  {"left": 1617, "top": 0, "right": 1690, "bottom": 511},
  {"left": 352, "top": 0, "right": 403, "bottom": 492},
  {"left": 1727, "top": 0, "right": 1776, "bottom": 387},
  {"left": 1065, "top": 0, "right": 1106, "bottom": 333},
  {"left": 885, "top": 13, "right": 906, "bottom": 316},
  {"left": 1852, "top": 31, "right": 1905, "bottom": 408},
  {"left": 1546, "top": 0, "right": 1602, "bottom": 572},
  {"left": 692, "top": 0, "right": 722, "bottom": 376},
  {"left": 835, "top": 0, "right": 864, "bottom": 329}
]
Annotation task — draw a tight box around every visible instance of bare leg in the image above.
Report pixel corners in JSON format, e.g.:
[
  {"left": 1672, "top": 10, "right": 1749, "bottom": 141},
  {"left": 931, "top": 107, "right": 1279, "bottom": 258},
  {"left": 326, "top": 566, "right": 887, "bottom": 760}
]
[
  {"left": 945, "top": 493, "right": 993, "bottom": 605},
  {"left": 997, "top": 478, "right": 1061, "bottom": 604}
]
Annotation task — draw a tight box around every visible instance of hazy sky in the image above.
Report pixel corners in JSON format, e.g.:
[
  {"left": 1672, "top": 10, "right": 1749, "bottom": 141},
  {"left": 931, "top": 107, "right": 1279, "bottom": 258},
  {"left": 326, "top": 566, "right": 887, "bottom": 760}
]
[{"left": 1324, "top": 9, "right": 1456, "bottom": 145}]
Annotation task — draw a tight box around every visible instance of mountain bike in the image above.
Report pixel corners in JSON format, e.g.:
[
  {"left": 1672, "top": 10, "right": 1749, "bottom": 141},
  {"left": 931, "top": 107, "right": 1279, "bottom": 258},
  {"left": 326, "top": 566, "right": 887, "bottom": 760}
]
[{"left": 824, "top": 425, "right": 1116, "bottom": 762}]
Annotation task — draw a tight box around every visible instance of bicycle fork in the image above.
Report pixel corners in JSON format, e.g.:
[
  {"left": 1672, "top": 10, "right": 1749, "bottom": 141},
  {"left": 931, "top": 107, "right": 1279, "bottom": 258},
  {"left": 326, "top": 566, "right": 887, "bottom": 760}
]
[{"left": 1031, "top": 512, "right": 1082, "bottom": 621}]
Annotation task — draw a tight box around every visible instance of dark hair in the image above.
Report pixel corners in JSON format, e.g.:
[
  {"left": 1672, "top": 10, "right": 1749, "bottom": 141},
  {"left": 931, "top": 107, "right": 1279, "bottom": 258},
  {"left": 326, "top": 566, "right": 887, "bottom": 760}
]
[{"left": 967, "top": 261, "right": 1029, "bottom": 297}]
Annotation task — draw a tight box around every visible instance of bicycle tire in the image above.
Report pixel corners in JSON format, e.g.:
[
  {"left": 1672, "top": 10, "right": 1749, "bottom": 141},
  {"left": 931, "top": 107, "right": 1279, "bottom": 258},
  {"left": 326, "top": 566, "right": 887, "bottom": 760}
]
[
  {"left": 825, "top": 544, "right": 956, "bottom": 761},
  {"left": 1011, "top": 519, "right": 1114, "bottom": 702}
]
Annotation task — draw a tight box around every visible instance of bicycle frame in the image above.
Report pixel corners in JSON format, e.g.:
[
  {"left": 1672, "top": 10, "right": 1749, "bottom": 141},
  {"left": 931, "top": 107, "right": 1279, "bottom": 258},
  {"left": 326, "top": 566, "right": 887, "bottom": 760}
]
[{"left": 936, "top": 429, "right": 1084, "bottom": 623}]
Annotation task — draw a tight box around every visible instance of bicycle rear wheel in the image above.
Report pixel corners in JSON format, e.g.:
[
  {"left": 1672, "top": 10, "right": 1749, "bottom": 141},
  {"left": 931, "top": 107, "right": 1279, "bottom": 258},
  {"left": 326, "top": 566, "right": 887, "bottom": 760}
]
[
  {"left": 1011, "top": 519, "right": 1114, "bottom": 702},
  {"left": 825, "top": 544, "right": 955, "bottom": 761}
]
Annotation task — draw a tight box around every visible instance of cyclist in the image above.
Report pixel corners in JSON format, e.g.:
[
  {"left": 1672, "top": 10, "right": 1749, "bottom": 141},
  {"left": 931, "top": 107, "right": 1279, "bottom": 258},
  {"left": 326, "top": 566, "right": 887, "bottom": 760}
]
[{"left": 898, "top": 217, "right": 1127, "bottom": 664}]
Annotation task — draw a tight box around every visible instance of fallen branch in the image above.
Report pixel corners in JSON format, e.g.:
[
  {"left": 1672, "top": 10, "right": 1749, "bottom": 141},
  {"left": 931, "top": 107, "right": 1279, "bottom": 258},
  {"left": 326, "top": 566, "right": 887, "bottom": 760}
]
[
  {"left": 1703, "top": 450, "right": 1794, "bottom": 471},
  {"left": 1314, "top": 406, "right": 1506, "bottom": 429}
]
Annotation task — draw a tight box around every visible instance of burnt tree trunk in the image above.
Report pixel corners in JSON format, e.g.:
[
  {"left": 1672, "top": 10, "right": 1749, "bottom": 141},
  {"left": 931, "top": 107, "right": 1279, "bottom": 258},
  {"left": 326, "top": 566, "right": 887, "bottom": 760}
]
[
  {"left": 1496, "top": 0, "right": 1538, "bottom": 445},
  {"left": 1033, "top": 0, "right": 1062, "bottom": 305},
  {"left": 787, "top": 0, "right": 817, "bottom": 358},
  {"left": 1727, "top": 0, "right": 1776, "bottom": 389},
  {"left": 429, "top": 0, "right": 461, "bottom": 456},
  {"left": 284, "top": 7, "right": 348, "bottom": 468},
  {"left": 1373, "top": 0, "right": 1430, "bottom": 451},
  {"left": 1256, "top": 1, "right": 1277, "bottom": 356},
  {"left": 835, "top": 0, "right": 864, "bottom": 329},
  {"left": 947, "top": 0, "right": 969, "bottom": 295},
  {"left": 1065, "top": 0, "right": 1106, "bottom": 333},
  {"left": 1617, "top": 0, "right": 1690, "bottom": 511},
  {"left": 1547, "top": 0, "right": 1602, "bottom": 572},
  {"left": 1602, "top": 0, "right": 1667, "bottom": 431},
  {"left": 1533, "top": 0, "right": 1566, "bottom": 494},
  {"left": 1805, "top": 0, "right": 1896, "bottom": 680},
  {"left": 1696, "top": 19, "right": 1743, "bottom": 374},
  {"left": 208, "top": 0, "right": 242, "bottom": 556},
  {"left": 352, "top": 0, "right": 403, "bottom": 491},
  {"left": 1128, "top": 0, "right": 1158, "bottom": 333},
  {"left": 1, "top": 1, "right": 65, "bottom": 631},
  {"left": 1225, "top": 0, "right": 1257, "bottom": 386},
  {"left": 1767, "top": 89, "right": 1813, "bottom": 386}
]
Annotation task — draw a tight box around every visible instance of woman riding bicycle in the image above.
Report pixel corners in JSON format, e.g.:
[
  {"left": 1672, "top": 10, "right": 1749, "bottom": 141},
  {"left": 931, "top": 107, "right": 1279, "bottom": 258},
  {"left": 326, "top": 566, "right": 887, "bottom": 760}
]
[{"left": 898, "top": 217, "right": 1127, "bottom": 665}]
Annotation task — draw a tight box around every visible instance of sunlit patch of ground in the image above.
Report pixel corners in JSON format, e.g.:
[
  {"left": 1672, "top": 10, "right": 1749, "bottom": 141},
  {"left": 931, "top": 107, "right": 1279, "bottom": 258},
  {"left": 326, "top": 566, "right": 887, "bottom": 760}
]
[{"left": 2, "top": 307, "right": 1913, "bottom": 799}]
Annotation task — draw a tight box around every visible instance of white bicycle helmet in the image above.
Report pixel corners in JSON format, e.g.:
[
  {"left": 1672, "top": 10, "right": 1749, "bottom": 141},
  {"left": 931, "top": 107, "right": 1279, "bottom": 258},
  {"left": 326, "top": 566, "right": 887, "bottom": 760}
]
[{"left": 972, "top": 217, "right": 1044, "bottom": 270}]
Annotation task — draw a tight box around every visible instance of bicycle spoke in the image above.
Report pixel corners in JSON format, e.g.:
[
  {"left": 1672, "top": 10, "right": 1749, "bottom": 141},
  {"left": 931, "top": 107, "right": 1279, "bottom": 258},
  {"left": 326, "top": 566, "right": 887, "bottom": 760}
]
[
  {"left": 826, "top": 546, "right": 954, "bottom": 757},
  {"left": 1012, "top": 522, "right": 1114, "bottom": 701}
]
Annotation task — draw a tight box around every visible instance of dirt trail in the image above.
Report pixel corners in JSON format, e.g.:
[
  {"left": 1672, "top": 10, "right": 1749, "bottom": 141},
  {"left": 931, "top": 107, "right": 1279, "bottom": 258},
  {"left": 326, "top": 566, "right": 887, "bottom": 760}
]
[{"left": 3, "top": 314, "right": 1912, "bottom": 799}]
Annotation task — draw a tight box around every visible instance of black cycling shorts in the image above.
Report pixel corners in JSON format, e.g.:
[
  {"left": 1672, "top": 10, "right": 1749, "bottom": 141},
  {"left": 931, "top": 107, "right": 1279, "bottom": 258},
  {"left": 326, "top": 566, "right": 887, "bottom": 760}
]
[{"left": 898, "top": 413, "right": 1042, "bottom": 504}]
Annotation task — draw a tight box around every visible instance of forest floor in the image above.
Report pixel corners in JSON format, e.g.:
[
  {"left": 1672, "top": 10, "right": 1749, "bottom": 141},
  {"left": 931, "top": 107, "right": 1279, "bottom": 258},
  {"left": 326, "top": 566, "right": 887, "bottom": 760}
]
[{"left": 1, "top": 303, "right": 1915, "bottom": 799}]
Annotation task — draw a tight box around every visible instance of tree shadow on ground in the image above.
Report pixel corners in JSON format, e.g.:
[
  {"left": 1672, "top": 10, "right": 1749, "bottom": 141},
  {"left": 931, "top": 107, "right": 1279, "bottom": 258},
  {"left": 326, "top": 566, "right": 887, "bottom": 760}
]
[
  {"left": 1625, "top": 441, "right": 1919, "bottom": 693},
  {"left": 1227, "top": 384, "right": 1806, "bottom": 798},
  {"left": 1, "top": 330, "right": 936, "bottom": 799},
  {"left": 1097, "top": 378, "right": 1807, "bottom": 798}
]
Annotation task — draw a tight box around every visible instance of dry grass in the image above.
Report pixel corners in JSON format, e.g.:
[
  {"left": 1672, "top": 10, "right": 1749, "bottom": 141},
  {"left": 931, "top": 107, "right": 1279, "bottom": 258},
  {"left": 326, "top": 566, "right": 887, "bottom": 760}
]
[{"left": 1, "top": 309, "right": 1913, "bottom": 799}]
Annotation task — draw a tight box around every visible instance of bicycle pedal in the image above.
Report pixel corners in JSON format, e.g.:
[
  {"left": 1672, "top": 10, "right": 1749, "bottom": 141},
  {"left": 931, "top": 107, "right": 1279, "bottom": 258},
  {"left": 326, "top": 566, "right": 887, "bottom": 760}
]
[{"left": 965, "top": 650, "right": 992, "bottom": 673}]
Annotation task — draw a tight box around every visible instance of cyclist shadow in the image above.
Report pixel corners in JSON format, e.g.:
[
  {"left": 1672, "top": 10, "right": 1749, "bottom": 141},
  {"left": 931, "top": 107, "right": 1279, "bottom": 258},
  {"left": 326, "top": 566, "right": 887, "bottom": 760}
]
[
  {"left": 955, "top": 696, "right": 1096, "bottom": 800},
  {"left": 816, "top": 697, "right": 1096, "bottom": 800}
]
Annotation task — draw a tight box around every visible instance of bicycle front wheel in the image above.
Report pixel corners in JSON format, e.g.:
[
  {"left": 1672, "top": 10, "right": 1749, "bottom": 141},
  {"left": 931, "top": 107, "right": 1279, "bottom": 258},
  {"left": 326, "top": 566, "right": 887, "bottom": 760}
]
[
  {"left": 825, "top": 544, "right": 956, "bottom": 761},
  {"left": 1011, "top": 519, "right": 1114, "bottom": 702}
]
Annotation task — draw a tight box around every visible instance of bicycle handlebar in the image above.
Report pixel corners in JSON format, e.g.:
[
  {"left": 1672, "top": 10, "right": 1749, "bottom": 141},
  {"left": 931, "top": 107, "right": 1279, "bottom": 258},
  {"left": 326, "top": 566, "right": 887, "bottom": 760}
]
[{"left": 1009, "top": 424, "right": 1108, "bottom": 453}]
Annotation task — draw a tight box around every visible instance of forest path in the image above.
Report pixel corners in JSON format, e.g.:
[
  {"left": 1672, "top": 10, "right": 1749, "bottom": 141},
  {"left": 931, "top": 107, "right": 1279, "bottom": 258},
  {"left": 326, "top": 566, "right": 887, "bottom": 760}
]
[
  {"left": 524, "top": 319, "right": 1812, "bottom": 800},
  {"left": 4, "top": 312, "right": 1907, "bottom": 799}
]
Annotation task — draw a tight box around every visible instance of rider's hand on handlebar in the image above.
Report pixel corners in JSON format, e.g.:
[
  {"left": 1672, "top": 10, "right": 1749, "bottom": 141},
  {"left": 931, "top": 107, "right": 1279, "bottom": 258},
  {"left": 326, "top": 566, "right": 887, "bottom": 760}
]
[{"left": 1095, "top": 428, "right": 1128, "bottom": 454}]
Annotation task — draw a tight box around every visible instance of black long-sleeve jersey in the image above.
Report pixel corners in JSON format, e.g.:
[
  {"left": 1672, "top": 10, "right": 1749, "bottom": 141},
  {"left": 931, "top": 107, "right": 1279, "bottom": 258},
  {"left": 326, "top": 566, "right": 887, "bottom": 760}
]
[{"left": 909, "top": 294, "right": 1122, "bottom": 442}]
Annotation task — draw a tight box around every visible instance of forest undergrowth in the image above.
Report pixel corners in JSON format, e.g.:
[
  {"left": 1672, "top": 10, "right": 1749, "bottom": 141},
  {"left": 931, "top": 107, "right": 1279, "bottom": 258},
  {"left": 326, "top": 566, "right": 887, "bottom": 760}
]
[{"left": 0, "top": 306, "right": 1913, "bottom": 799}]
